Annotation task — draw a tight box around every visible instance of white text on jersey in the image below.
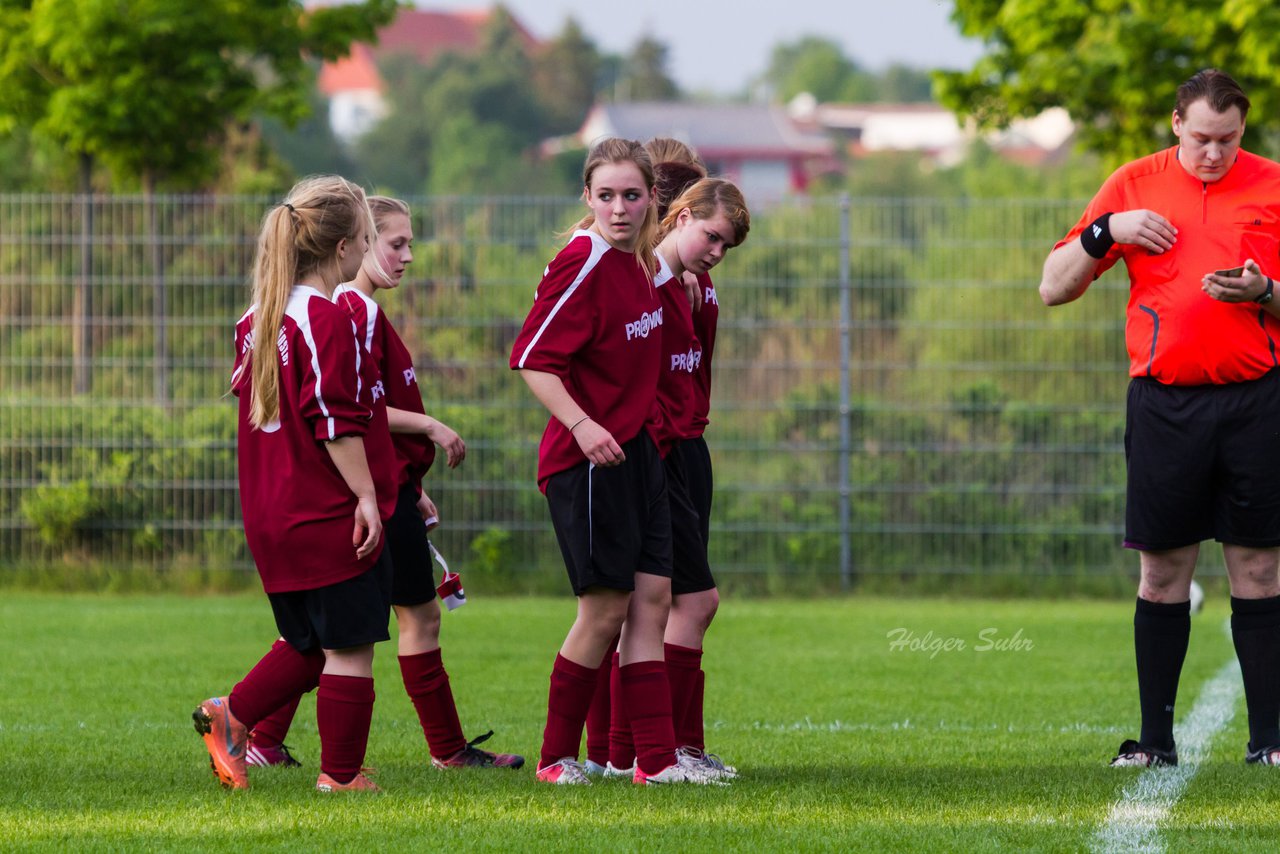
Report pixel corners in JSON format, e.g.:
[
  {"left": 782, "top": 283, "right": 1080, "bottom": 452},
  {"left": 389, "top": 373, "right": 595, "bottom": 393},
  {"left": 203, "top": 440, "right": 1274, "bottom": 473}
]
[
  {"left": 625, "top": 307, "right": 664, "bottom": 341},
  {"left": 670, "top": 349, "right": 702, "bottom": 373}
]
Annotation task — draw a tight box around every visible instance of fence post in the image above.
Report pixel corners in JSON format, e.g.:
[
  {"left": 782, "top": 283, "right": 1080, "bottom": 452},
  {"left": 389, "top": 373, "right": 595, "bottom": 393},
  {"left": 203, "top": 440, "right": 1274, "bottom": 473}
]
[
  {"left": 149, "top": 192, "right": 169, "bottom": 406},
  {"left": 839, "top": 193, "right": 853, "bottom": 590},
  {"left": 73, "top": 191, "right": 93, "bottom": 395}
]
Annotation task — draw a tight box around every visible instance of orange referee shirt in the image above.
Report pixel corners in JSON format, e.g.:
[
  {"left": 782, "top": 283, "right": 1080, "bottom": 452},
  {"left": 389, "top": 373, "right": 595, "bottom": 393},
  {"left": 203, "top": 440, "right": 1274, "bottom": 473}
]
[{"left": 1057, "top": 146, "right": 1280, "bottom": 385}]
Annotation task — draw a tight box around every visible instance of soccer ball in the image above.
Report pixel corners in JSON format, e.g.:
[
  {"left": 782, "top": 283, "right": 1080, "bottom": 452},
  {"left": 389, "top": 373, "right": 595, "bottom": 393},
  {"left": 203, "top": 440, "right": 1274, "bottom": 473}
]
[{"left": 1189, "top": 579, "right": 1205, "bottom": 614}]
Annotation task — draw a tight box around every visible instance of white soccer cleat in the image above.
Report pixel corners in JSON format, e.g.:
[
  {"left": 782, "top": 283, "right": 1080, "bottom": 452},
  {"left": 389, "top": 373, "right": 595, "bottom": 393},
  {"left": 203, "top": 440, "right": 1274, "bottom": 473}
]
[
  {"left": 535, "top": 758, "right": 592, "bottom": 785},
  {"left": 633, "top": 751, "right": 729, "bottom": 785},
  {"left": 676, "top": 746, "right": 738, "bottom": 779}
]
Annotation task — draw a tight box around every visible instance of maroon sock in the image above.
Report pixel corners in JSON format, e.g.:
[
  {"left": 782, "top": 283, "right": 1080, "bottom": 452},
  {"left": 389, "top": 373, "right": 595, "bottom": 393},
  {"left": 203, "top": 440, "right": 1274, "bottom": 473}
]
[
  {"left": 665, "top": 643, "right": 703, "bottom": 748},
  {"left": 608, "top": 650, "right": 636, "bottom": 768},
  {"left": 317, "top": 673, "right": 375, "bottom": 784},
  {"left": 250, "top": 696, "right": 302, "bottom": 748},
  {"left": 584, "top": 637, "right": 618, "bottom": 766},
  {"left": 399, "top": 648, "right": 466, "bottom": 760},
  {"left": 538, "top": 653, "right": 598, "bottom": 770},
  {"left": 620, "top": 660, "right": 676, "bottom": 776},
  {"left": 227, "top": 639, "right": 324, "bottom": 729},
  {"left": 689, "top": 668, "right": 706, "bottom": 751}
]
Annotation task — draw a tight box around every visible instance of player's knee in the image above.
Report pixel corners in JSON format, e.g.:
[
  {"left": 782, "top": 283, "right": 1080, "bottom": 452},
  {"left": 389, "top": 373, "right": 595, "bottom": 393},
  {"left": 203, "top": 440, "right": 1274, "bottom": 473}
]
[
  {"left": 633, "top": 582, "right": 672, "bottom": 615},
  {"left": 699, "top": 589, "right": 720, "bottom": 626}
]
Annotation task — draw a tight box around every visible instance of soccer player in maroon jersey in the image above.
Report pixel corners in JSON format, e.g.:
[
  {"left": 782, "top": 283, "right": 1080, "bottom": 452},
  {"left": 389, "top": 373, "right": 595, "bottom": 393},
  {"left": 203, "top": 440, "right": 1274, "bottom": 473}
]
[
  {"left": 510, "top": 138, "right": 719, "bottom": 785},
  {"left": 583, "top": 140, "right": 708, "bottom": 776},
  {"left": 592, "top": 167, "right": 751, "bottom": 780},
  {"left": 192, "top": 176, "right": 397, "bottom": 793},
  {"left": 245, "top": 197, "right": 523, "bottom": 771},
  {"left": 649, "top": 177, "right": 749, "bottom": 778}
]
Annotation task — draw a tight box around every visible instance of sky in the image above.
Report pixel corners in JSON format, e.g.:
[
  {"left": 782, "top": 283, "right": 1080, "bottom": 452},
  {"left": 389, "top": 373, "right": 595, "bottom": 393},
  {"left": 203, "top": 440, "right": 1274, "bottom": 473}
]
[{"left": 416, "top": 0, "right": 986, "bottom": 95}]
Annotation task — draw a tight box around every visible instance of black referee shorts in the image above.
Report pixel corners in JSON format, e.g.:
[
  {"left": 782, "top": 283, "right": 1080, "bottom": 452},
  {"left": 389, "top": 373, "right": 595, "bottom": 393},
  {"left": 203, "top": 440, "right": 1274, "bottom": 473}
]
[
  {"left": 385, "top": 482, "right": 439, "bottom": 607},
  {"left": 268, "top": 546, "right": 393, "bottom": 653},
  {"left": 544, "top": 430, "right": 673, "bottom": 595},
  {"left": 1125, "top": 370, "right": 1280, "bottom": 550},
  {"left": 666, "top": 440, "right": 715, "bottom": 595}
]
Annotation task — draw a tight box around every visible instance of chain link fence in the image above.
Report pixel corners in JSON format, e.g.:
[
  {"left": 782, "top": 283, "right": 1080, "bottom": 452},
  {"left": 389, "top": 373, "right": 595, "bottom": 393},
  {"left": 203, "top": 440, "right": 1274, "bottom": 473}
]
[{"left": 0, "top": 193, "right": 1153, "bottom": 586}]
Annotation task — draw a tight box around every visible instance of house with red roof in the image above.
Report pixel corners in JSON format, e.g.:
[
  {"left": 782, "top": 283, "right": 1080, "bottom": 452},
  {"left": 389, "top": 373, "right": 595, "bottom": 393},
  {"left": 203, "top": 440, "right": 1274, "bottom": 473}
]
[
  {"left": 578, "top": 101, "right": 839, "bottom": 202},
  {"left": 316, "top": 6, "right": 539, "bottom": 143}
]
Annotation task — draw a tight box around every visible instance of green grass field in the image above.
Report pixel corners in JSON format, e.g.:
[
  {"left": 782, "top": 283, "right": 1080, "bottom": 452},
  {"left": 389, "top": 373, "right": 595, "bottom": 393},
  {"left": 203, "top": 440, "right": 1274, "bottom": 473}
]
[{"left": 2, "top": 592, "right": 1277, "bottom": 852}]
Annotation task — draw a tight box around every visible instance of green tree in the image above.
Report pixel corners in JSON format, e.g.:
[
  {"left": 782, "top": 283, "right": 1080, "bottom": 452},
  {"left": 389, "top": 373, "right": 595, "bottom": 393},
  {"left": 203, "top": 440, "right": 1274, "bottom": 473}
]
[
  {"left": 878, "top": 64, "right": 934, "bottom": 103},
  {"left": 0, "top": 0, "right": 399, "bottom": 191},
  {"left": 0, "top": 0, "right": 396, "bottom": 397},
  {"left": 260, "top": 76, "right": 358, "bottom": 185},
  {"left": 533, "top": 18, "right": 601, "bottom": 135},
  {"left": 351, "top": 54, "right": 436, "bottom": 192},
  {"left": 936, "top": 0, "right": 1280, "bottom": 164},
  {"left": 423, "top": 10, "right": 545, "bottom": 193},
  {"left": 618, "top": 36, "right": 679, "bottom": 101},
  {"left": 762, "top": 36, "right": 875, "bottom": 103}
]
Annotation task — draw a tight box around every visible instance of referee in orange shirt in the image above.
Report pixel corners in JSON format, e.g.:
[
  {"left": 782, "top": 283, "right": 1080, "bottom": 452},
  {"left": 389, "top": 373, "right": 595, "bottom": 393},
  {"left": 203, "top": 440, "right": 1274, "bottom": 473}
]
[{"left": 1041, "top": 69, "right": 1280, "bottom": 768}]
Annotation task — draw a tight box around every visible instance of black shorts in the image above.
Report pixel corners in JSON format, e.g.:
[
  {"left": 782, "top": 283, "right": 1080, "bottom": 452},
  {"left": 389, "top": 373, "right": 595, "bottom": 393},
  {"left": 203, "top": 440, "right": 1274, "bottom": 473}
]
[
  {"left": 544, "top": 431, "right": 673, "bottom": 595},
  {"left": 683, "top": 436, "right": 713, "bottom": 548},
  {"left": 1125, "top": 370, "right": 1280, "bottom": 550},
  {"left": 385, "top": 482, "right": 439, "bottom": 607},
  {"left": 666, "top": 440, "right": 715, "bottom": 595},
  {"left": 268, "top": 546, "right": 393, "bottom": 652}
]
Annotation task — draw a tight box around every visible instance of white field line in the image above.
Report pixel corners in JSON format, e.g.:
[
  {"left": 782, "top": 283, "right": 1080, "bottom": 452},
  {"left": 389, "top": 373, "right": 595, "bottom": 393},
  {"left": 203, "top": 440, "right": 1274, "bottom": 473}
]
[{"left": 1091, "top": 647, "right": 1241, "bottom": 854}]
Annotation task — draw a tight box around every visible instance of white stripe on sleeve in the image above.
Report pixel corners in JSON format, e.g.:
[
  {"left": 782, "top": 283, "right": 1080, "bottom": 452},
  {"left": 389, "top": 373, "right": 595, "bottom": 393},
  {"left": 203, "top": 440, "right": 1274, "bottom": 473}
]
[{"left": 517, "top": 233, "right": 609, "bottom": 369}]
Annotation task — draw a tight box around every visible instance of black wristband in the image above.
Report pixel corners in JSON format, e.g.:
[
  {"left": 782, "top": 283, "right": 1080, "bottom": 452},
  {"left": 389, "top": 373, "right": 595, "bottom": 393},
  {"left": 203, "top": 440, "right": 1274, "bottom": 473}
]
[{"left": 1080, "top": 212, "right": 1115, "bottom": 259}]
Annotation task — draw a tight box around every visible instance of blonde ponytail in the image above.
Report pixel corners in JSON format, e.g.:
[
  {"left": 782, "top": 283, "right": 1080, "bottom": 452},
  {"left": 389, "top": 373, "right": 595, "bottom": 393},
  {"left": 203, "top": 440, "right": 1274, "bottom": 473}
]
[{"left": 236, "top": 175, "right": 373, "bottom": 428}]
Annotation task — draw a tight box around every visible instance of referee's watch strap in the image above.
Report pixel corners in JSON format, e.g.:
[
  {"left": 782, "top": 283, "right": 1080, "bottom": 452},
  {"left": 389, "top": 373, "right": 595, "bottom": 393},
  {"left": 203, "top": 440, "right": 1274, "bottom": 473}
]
[{"left": 1256, "top": 276, "right": 1275, "bottom": 305}]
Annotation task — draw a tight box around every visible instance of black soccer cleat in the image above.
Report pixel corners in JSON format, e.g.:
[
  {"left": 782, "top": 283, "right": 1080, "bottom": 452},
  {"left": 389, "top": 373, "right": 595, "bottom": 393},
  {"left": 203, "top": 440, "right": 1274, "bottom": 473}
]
[{"left": 1110, "top": 738, "right": 1177, "bottom": 768}]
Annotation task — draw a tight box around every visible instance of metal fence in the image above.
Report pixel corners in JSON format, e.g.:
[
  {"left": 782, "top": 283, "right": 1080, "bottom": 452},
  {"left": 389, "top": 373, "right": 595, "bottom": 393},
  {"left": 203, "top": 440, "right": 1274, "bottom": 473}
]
[{"left": 0, "top": 192, "right": 1155, "bottom": 585}]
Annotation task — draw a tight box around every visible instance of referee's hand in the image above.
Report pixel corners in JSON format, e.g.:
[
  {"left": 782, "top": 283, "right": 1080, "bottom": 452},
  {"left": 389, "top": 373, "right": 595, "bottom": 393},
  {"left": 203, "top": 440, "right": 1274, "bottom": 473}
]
[
  {"left": 573, "top": 420, "right": 625, "bottom": 466},
  {"left": 1110, "top": 209, "right": 1177, "bottom": 253},
  {"left": 1202, "top": 258, "right": 1266, "bottom": 303}
]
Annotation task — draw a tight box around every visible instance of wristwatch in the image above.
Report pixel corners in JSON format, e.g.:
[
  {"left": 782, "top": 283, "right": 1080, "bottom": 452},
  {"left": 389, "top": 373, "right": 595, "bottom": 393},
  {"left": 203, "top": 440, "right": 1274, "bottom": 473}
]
[{"left": 1257, "top": 276, "right": 1275, "bottom": 305}]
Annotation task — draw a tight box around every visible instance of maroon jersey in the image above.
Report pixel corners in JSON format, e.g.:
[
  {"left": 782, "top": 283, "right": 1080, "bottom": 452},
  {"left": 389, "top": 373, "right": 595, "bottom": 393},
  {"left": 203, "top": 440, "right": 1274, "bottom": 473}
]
[
  {"left": 233, "top": 286, "right": 398, "bottom": 593},
  {"left": 689, "top": 272, "right": 719, "bottom": 435},
  {"left": 334, "top": 284, "right": 436, "bottom": 493},
  {"left": 510, "top": 230, "right": 664, "bottom": 489},
  {"left": 652, "top": 254, "right": 702, "bottom": 456}
]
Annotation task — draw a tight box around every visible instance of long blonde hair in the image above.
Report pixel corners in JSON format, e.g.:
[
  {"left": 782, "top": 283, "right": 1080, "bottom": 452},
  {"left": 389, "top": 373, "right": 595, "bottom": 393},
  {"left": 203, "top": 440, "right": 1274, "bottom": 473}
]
[
  {"left": 657, "top": 178, "right": 751, "bottom": 247},
  {"left": 239, "top": 175, "right": 374, "bottom": 428},
  {"left": 569, "top": 138, "right": 658, "bottom": 278}
]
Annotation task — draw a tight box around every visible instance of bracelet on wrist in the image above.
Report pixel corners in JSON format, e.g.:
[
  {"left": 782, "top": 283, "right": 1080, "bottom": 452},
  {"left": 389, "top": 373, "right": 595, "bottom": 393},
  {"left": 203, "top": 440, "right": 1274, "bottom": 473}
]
[
  {"left": 1080, "top": 212, "right": 1115, "bottom": 259},
  {"left": 569, "top": 416, "right": 591, "bottom": 432}
]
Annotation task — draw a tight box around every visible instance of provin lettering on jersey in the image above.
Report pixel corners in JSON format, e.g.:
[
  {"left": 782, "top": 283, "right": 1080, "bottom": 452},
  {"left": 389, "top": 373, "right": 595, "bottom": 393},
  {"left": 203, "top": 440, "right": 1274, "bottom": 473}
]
[
  {"left": 276, "top": 328, "right": 289, "bottom": 366},
  {"left": 704, "top": 285, "right": 718, "bottom": 306},
  {"left": 370, "top": 380, "right": 386, "bottom": 402},
  {"left": 402, "top": 367, "right": 416, "bottom": 386},
  {"left": 624, "top": 307, "right": 663, "bottom": 341},
  {"left": 670, "top": 349, "right": 702, "bottom": 373}
]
